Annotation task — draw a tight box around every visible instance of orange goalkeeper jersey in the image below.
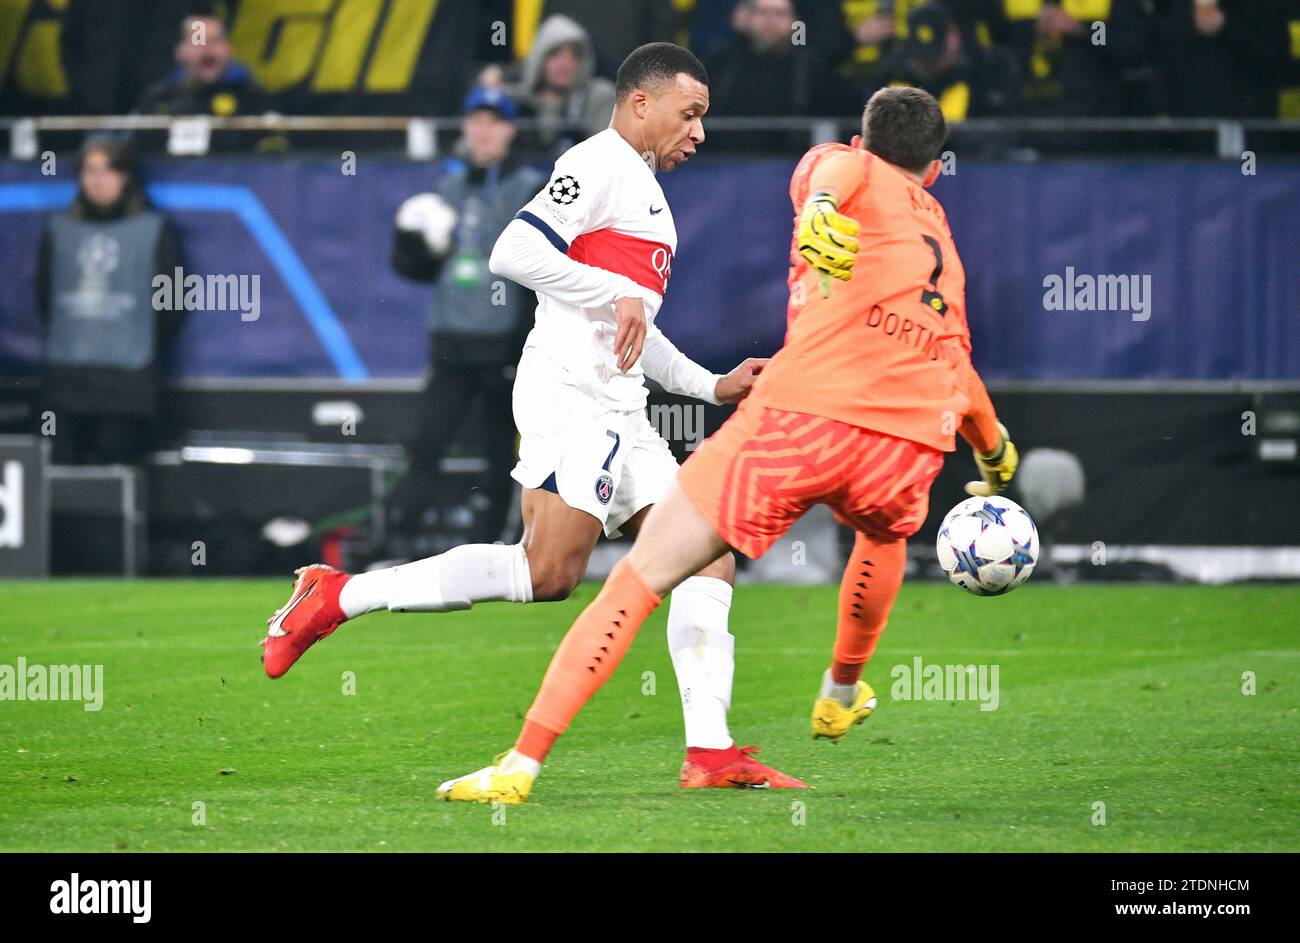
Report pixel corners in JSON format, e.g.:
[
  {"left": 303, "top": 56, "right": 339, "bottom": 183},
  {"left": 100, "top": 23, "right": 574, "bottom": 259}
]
[{"left": 748, "top": 142, "right": 994, "bottom": 454}]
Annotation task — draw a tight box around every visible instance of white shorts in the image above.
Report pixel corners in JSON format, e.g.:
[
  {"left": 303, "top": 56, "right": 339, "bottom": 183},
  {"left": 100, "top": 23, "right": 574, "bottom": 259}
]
[{"left": 511, "top": 358, "right": 678, "bottom": 538}]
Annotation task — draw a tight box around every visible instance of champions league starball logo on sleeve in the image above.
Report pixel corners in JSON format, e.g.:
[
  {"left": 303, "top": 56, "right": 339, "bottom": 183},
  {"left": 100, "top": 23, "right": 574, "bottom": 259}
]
[{"left": 548, "top": 175, "right": 581, "bottom": 205}]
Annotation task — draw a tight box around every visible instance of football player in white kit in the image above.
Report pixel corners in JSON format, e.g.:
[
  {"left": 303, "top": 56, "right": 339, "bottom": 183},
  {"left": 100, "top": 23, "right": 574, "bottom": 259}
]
[{"left": 261, "top": 44, "right": 803, "bottom": 791}]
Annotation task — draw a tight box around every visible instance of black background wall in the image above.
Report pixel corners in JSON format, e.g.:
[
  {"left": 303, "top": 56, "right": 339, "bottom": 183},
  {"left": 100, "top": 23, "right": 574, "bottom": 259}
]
[{"left": 3, "top": 380, "right": 1297, "bottom": 575}]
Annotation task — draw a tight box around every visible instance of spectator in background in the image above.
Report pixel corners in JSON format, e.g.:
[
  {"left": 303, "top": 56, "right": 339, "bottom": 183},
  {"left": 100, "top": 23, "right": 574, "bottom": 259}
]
[
  {"left": 60, "top": 0, "right": 214, "bottom": 115},
  {"left": 705, "top": 0, "right": 848, "bottom": 150},
  {"left": 509, "top": 15, "right": 617, "bottom": 159},
  {"left": 693, "top": 0, "right": 854, "bottom": 65},
  {"left": 843, "top": 0, "right": 906, "bottom": 87},
  {"left": 37, "top": 137, "right": 185, "bottom": 465},
  {"left": 519, "top": 1, "right": 679, "bottom": 77},
  {"left": 1005, "top": 0, "right": 1123, "bottom": 116},
  {"left": 689, "top": 0, "right": 753, "bottom": 60},
  {"left": 387, "top": 86, "right": 544, "bottom": 553},
  {"left": 133, "top": 13, "right": 284, "bottom": 152},
  {"left": 1223, "top": 0, "right": 1300, "bottom": 118},
  {"left": 134, "top": 13, "right": 271, "bottom": 119},
  {"left": 839, "top": 0, "right": 968, "bottom": 96},
  {"left": 1140, "top": 0, "right": 1300, "bottom": 118},
  {"left": 870, "top": 2, "right": 1020, "bottom": 122}
]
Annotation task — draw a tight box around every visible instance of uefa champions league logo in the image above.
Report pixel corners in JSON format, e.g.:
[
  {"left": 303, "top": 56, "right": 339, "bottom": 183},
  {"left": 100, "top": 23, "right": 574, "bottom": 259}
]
[
  {"left": 548, "top": 175, "right": 581, "bottom": 205},
  {"left": 75, "top": 232, "right": 120, "bottom": 304},
  {"left": 61, "top": 233, "right": 134, "bottom": 320},
  {"left": 76, "top": 232, "right": 120, "bottom": 283}
]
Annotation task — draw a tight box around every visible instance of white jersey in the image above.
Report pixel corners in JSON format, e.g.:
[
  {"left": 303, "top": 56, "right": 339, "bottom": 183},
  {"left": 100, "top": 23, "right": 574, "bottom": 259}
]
[{"left": 490, "top": 127, "right": 720, "bottom": 412}]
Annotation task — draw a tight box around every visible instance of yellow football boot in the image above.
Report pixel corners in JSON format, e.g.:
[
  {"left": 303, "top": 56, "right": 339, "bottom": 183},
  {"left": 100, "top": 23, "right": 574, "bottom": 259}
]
[
  {"left": 436, "top": 752, "right": 535, "bottom": 804},
  {"left": 812, "top": 680, "right": 877, "bottom": 742}
]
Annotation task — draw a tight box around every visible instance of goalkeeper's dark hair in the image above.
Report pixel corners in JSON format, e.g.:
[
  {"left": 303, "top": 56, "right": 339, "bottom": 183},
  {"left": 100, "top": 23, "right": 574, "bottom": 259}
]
[
  {"left": 616, "top": 43, "right": 708, "bottom": 103},
  {"left": 860, "top": 86, "right": 947, "bottom": 174}
]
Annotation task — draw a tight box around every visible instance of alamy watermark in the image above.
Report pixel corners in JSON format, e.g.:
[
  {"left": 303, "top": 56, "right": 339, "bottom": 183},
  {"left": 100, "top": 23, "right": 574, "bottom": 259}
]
[
  {"left": 0, "top": 657, "right": 103, "bottom": 711},
  {"left": 890, "top": 657, "right": 999, "bottom": 712},
  {"left": 50, "top": 873, "right": 150, "bottom": 923},
  {"left": 152, "top": 267, "right": 261, "bottom": 321},
  {"left": 1042, "top": 267, "right": 1150, "bottom": 322},
  {"left": 649, "top": 403, "right": 706, "bottom": 451}
]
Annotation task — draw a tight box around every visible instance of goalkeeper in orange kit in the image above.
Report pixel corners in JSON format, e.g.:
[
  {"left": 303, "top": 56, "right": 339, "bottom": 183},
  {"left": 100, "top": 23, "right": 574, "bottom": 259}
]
[{"left": 438, "top": 87, "right": 1021, "bottom": 803}]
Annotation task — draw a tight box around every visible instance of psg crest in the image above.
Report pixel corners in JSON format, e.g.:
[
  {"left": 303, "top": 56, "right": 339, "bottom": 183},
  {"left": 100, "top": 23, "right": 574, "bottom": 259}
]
[
  {"left": 594, "top": 473, "right": 614, "bottom": 505},
  {"left": 548, "top": 175, "right": 581, "bottom": 205}
]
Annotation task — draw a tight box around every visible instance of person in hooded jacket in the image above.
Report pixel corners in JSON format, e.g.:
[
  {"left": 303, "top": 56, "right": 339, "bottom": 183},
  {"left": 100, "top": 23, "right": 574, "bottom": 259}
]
[{"left": 509, "top": 14, "right": 618, "bottom": 160}]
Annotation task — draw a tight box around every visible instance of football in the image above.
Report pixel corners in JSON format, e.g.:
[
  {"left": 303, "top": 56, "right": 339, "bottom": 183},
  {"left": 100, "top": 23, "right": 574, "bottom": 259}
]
[{"left": 936, "top": 495, "right": 1039, "bottom": 596}]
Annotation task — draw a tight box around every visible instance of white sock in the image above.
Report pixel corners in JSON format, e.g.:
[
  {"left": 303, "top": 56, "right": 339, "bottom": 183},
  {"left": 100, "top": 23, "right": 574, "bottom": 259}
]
[
  {"left": 820, "top": 668, "right": 860, "bottom": 708},
  {"left": 667, "top": 576, "right": 736, "bottom": 750},
  {"left": 338, "top": 543, "right": 533, "bottom": 618},
  {"left": 497, "top": 749, "right": 541, "bottom": 777}
]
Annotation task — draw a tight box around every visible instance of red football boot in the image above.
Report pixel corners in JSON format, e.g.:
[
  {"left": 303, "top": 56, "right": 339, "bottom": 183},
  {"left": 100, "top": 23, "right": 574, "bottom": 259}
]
[
  {"left": 260, "top": 564, "right": 351, "bottom": 678},
  {"left": 679, "top": 744, "right": 807, "bottom": 789}
]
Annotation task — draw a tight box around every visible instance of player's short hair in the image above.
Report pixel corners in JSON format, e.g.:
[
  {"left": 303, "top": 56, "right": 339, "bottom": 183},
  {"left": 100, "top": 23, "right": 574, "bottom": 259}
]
[
  {"left": 615, "top": 43, "right": 709, "bottom": 103},
  {"left": 860, "top": 87, "right": 947, "bottom": 174}
]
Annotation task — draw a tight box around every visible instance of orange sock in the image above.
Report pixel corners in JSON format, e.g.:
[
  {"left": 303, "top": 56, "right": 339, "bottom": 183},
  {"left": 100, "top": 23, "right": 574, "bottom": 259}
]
[
  {"left": 515, "top": 558, "right": 662, "bottom": 763},
  {"left": 831, "top": 534, "right": 906, "bottom": 685}
]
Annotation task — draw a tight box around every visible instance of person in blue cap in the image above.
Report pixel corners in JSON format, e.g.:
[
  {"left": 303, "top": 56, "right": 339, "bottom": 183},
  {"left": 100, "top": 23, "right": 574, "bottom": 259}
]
[{"left": 386, "top": 84, "right": 545, "bottom": 556}]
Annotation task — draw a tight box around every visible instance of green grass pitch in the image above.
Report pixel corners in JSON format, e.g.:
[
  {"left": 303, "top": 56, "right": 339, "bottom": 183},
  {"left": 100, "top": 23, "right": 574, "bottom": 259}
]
[{"left": 1, "top": 579, "right": 1297, "bottom": 852}]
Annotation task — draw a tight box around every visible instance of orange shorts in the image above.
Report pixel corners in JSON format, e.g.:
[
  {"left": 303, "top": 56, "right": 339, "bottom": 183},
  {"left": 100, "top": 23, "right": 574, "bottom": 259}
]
[{"left": 677, "top": 401, "right": 945, "bottom": 559}]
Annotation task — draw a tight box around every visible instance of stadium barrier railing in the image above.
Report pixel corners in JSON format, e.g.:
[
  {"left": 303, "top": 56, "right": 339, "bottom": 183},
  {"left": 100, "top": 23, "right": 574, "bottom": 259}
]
[{"left": 4, "top": 115, "right": 1300, "bottom": 159}]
